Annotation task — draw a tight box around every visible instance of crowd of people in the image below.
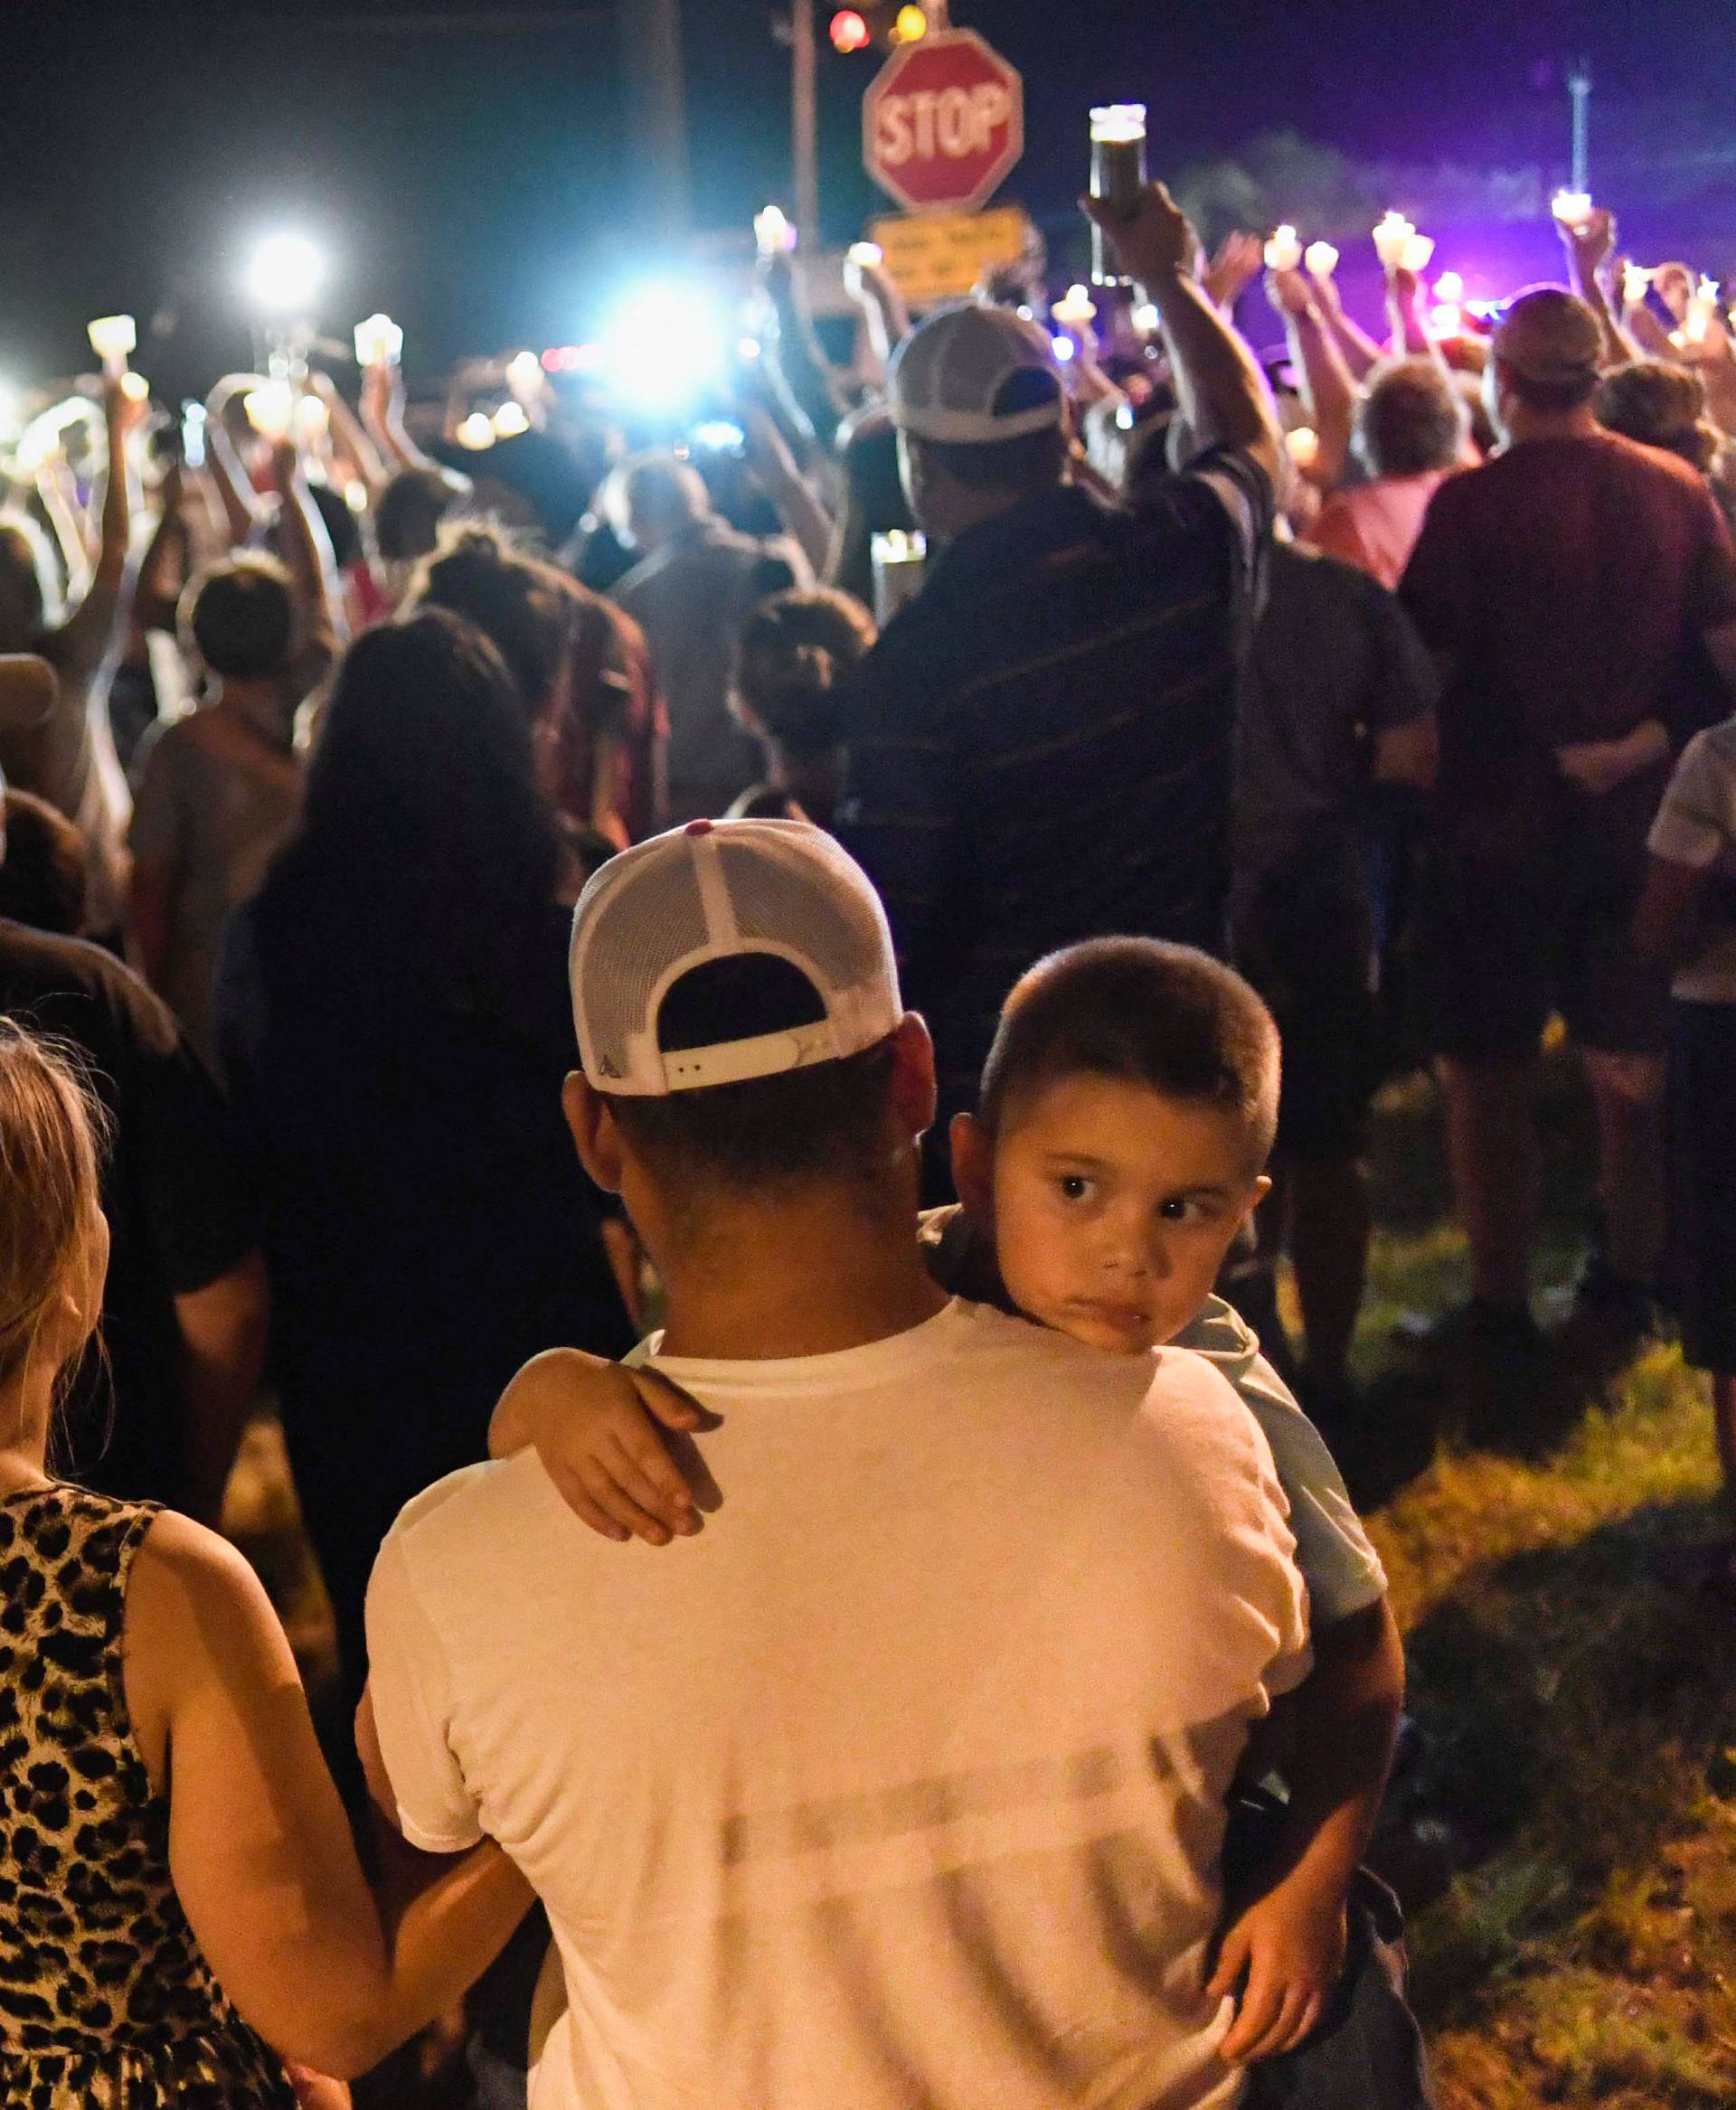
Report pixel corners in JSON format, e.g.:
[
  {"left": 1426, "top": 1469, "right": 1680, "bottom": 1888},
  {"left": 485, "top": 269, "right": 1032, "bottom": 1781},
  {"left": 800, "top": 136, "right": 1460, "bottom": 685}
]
[{"left": 3, "top": 159, "right": 1735, "bottom": 2110}]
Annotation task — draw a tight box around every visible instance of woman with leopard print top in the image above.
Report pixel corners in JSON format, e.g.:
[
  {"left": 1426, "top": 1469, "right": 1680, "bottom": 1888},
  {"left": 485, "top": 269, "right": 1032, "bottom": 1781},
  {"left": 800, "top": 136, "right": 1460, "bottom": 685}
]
[{"left": 0, "top": 1025, "right": 535, "bottom": 2105}]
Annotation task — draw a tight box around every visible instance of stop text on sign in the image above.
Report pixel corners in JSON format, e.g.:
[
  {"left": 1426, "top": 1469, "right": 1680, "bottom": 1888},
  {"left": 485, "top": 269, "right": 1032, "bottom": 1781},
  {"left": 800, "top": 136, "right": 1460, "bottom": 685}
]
[
  {"left": 863, "top": 30, "right": 1024, "bottom": 217},
  {"left": 874, "top": 83, "right": 1014, "bottom": 167}
]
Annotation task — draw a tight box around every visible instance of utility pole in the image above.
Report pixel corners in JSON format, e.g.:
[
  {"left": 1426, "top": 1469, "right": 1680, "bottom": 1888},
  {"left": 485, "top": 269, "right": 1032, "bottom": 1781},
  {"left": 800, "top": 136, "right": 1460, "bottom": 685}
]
[
  {"left": 792, "top": 0, "right": 819, "bottom": 244},
  {"left": 618, "top": 0, "right": 691, "bottom": 240},
  {"left": 1568, "top": 58, "right": 1592, "bottom": 195}
]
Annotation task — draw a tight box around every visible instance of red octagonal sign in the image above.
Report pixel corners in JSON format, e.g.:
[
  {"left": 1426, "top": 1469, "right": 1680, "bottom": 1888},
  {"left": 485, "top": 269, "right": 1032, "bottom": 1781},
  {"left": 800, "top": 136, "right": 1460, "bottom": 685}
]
[{"left": 863, "top": 30, "right": 1024, "bottom": 217}]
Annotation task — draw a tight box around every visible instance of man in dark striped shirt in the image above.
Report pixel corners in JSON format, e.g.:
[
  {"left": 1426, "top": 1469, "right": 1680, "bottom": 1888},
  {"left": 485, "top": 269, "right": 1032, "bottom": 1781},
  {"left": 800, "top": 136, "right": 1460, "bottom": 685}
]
[{"left": 836, "top": 184, "right": 1280, "bottom": 1161}]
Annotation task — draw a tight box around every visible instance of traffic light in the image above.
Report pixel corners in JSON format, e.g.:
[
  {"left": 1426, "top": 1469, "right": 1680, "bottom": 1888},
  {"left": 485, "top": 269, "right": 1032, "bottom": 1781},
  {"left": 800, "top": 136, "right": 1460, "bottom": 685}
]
[{"left": 829, "top": 0, "right": 944, "bottom": 54}]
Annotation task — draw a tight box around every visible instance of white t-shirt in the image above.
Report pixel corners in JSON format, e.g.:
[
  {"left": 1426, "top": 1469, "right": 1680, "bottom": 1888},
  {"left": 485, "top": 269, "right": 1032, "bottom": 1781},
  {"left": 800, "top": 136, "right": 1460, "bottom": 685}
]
[
  {"left": 1648, "top": 718, "right": 1736, "bottom": 1003},
  {"left": 367, "top": 1298, "right": 1309, "bottom": 2110}
]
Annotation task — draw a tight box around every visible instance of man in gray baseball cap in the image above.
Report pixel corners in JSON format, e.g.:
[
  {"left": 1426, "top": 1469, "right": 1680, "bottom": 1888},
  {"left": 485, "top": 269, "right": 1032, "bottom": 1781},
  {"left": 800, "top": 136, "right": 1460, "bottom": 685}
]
[{"left": 834, "top": 186, "right": 1283, "bottom": 1187}]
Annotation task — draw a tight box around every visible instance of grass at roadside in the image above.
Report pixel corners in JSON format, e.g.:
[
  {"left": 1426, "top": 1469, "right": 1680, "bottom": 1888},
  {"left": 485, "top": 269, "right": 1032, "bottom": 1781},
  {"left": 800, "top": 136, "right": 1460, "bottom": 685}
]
[{"left": 1355, "top": 1071, "right": 1736, "bottom": 2108}]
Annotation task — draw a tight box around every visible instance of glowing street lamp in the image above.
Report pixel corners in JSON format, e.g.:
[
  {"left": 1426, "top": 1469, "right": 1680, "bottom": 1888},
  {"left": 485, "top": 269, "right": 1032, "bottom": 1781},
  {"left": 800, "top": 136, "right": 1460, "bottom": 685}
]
[
  {"left": 829, "top": 9, "right": 870, "bottom": 52},
  {"left": 892, "top": 4, "right": 929, "bottom": 41},
  {"left": 247, "top": 234, "right": 326, "bottom": 316}
]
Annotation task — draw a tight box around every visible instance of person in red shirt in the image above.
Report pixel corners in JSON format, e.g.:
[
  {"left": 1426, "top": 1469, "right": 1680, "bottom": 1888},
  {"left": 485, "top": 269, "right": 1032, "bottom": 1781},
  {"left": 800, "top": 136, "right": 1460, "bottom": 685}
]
[{"left": 1401, "top": 288, "right": 1736, "bottom": 1380}]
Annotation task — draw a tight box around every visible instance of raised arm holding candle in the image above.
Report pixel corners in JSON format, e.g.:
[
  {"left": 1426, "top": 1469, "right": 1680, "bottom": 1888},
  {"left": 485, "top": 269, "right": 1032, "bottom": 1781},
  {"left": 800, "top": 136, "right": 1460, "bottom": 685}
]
[
  {"left": 1554, "top": 204, "right": 1635, "bottom": 367},
  {"left": 1266, "top": 262, "right": 1357, "bottom": 489}
]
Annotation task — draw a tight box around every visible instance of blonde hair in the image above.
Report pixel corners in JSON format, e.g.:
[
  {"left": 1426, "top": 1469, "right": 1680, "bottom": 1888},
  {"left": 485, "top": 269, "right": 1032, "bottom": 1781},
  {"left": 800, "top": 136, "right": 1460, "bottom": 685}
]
[{"left": 0, "top": 1024, "right": 108, "bottom": 1392}]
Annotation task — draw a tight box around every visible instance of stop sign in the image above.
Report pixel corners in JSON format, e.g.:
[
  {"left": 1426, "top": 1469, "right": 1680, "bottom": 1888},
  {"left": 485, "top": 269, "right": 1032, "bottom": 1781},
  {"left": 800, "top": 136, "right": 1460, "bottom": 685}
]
[{"left": 863, "top": 30, "right": 1024, "bottom": 217}]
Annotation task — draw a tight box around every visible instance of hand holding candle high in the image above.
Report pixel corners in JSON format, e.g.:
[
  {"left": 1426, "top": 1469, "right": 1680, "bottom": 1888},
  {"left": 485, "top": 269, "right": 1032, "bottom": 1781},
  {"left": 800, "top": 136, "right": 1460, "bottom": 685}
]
[
  {"left": 1263, "top": 225, "right": 1303, "bottom": 274},
  {"left": 1622, "top": 262, "right": 1654, "bottom": 310},
  {"left": 1284, "top": 425, "right": 1320, "bottom": 471},
  {"left": 87, "top": 315, "right": 137, "bottom": 380},
  {"left": 1400, "top": 232, "right": 1436, "bottom": 274},
  {"left": 754, "top": 205, "right": 796, "bottom": 259},
  {"left": 1304, "top": 241, "right": 1339, "bottom": 282},
  {"left": 1052, "top": 282, "right": 1099, "bottom": 332},
  {"left": 1552, "top": 189, "right": 1594, "bottom": 234},
  {"left": 1089, "top": 104, "right": 1147, "bottom": 288},
  {"left": 243, "top": 380, "right": 296, "bottom": 441},
  {"left": 353, "top": 313, "right": 402, "bottom": 368},
  {"left": 1373, "top": 212, "right": 1414, "bottom": 269},
  {"left": 1685, "top": 277, "right": 1722, "bottom": 348}
]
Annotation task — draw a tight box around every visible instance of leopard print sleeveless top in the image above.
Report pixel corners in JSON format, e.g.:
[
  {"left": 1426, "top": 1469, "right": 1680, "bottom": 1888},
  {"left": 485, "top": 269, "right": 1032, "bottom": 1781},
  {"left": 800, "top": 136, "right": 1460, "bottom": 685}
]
[{"left": 0, "top": 1484, "right": 298, "bottom": 2108}]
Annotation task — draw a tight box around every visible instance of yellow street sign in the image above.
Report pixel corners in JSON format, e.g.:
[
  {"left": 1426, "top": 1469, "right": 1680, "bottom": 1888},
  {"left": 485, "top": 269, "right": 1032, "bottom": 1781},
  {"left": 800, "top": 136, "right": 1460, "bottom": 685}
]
[{"left": 867, "top": 205, "right": 1033, "bottom": 308}]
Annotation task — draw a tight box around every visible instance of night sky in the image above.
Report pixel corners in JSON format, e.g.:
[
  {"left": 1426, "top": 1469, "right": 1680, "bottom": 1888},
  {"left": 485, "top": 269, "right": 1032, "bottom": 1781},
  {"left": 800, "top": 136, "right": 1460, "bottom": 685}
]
[{"left": 5, "top": 0, "right": 1734, "bottom": 390}]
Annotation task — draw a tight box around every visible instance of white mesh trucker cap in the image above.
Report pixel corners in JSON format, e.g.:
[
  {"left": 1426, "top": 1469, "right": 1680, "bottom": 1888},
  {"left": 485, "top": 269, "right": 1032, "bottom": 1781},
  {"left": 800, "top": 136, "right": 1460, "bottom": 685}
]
[
  {"left": 889, "top": 302, "right": 1066, "bottom": 445},
  {"left": 569, "top": 818, "right": 904, "bottom": 1096}
]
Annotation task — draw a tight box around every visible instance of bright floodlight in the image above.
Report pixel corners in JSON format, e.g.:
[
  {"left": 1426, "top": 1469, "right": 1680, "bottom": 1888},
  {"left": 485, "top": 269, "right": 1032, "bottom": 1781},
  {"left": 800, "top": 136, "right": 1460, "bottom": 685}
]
[
  {"left": 248, "top": 233, "right": 326, "bottom": 315},
  {"left": 602, "top": 284, "right": 726, "bottom": 414}
]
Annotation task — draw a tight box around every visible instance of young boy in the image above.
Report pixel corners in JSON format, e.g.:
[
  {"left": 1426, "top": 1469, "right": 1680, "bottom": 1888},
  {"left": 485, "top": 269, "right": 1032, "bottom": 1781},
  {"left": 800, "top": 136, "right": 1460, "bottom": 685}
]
[
  {"left": 1636, "top": 717, "right": 1736, "bottom": 1590},
  {"left": 493, "top": 938, "right": 1412, "bottom": 2082}
]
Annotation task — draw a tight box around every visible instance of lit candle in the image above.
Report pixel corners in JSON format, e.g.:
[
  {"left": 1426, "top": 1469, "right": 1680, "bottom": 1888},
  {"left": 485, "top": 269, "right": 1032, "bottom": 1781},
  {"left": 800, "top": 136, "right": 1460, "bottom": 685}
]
[
  {"left": 1263, "top": 225, "right": 1303, "bottom": 273},
  {"left": 243, "top": 381, "right": 296, "bottom": 439},
  {"left": 1284, "top": 425, "right": 1320, "bottom": 470},
  {"left": 1304, "top": 241, "right": 1339, "bottom": 281},
  {"left": 1400, "top": 232, "right": 1436, "bottom": 274},
  {"left": 754, "top": 205, "right": 795, "bottom": 258},
  {"left": 493, "top": 400, "right": 531, "bottom": 438},
  {"left": 505, "top": 350, "right": 542, "bottom": 401},
  {"left": 1433, "top": 271, "right": 1465, "bottom": 304},
  {"left": 87, "top": 315, "right": 137, "bottom": 379},
  {"left": 1090, "top": 104, "right": 1147, "bottom": 288},
  {"left": 847, "top": 241, "right": 883, "bottom": 268},
  {"left": 1685, "top": 277, "right": 1722, "bottom": 346},
  {"left": 456, "top": 411, "right": 496, "bottom": 451},
  {"left": 294, "top": 394, "right": 329, "bottom": 446},
  {"left": 1429, "top": 304, "right": 1464, "bottom": 340},
  {"left": 1622, "top": 262, "right": 1653, "bottom": 308},
  {"left": 353, "top": 313, "right": 403, "bottom": 368},
  {"left": 119, "top": 372, "right": 150, "bottom": 405},
  {"left": 1052, "top": 282, "right": 1099, "bottom": 330},
  {"left": 1131, "top": 301, "right": 1161, "bottom": 334},
  {"left": 1373, "top": 212, "right": 1414, "bottom": 269},
  {"left": 1552, "top": 189, "right": 1594, "bottom": 231}
]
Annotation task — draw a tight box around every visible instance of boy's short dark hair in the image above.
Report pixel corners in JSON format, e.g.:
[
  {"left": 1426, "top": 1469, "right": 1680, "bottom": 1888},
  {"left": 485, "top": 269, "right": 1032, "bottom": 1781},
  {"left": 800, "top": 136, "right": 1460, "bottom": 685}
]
[
  {"left": 183, "top": 556, "right": 295, "bottom": 682},
  {"left": 604, "top": 954, "right": 898, "bottom": 1197},
  {"left": 979, "top": 937, "right": 1281, "bottom": 1168}
]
